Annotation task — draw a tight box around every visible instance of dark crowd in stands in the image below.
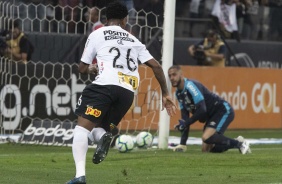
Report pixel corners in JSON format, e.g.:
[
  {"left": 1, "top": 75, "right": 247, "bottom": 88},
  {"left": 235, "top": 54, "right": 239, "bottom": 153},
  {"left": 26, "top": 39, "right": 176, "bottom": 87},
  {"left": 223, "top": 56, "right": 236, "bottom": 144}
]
[{"left": 5, "top": 0, "right": 282, "bottom": 42}]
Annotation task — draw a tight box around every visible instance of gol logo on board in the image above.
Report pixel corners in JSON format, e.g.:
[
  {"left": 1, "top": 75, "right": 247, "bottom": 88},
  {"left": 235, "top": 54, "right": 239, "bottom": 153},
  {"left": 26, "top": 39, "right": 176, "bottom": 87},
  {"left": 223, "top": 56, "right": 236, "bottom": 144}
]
[
  {"left": 252, "top": 83, "right": 280, "bottom": 113},
  {"left": 85, "top": 106, "right": 101, "bottom": 117}
]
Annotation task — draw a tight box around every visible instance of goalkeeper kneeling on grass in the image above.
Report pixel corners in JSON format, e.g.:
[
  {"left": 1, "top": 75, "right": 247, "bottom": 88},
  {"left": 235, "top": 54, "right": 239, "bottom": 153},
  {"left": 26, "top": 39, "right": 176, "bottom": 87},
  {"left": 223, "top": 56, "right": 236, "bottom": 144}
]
[{"left": 168, "top": 65, "right": 251, "bottom": 154}]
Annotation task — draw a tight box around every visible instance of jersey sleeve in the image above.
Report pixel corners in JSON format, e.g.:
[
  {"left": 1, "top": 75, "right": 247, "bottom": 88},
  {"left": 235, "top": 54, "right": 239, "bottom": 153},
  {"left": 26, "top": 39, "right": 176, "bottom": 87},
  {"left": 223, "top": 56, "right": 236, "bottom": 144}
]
[
  {"left": 186, "top": 81, "right": 204, "bottom": 104},
  {"left": 137, "top": 41, "right": 153, "bottom": 64},
  {"left": 81, "top": 33, "right": 97, "bottom": 64},
  {"left": 176, "top": 92, "right": 190, "bottom": 124},
  {"left": 185, "top": 81, "right": 207, "bottom": 125}
]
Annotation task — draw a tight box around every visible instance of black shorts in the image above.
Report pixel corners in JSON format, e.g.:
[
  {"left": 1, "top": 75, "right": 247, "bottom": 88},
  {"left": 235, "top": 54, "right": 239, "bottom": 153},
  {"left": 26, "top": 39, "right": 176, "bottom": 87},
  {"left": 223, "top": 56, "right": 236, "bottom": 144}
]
[
  {"left": 204, "top": 101, "right": 235, "bottom": 134},
  {"left": 75, "top": 84, "right": 134, "bottom": 131}
]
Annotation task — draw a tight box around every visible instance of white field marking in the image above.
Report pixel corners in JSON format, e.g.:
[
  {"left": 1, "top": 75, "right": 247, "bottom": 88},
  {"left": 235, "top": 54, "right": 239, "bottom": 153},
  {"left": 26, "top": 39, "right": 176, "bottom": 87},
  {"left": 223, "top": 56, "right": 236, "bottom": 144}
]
[
  {"left": 1, "top": 145, "right": 282, "bottom": 157},
  {"left": 0, "top": 152, "right": 71, "bottom": 157}
]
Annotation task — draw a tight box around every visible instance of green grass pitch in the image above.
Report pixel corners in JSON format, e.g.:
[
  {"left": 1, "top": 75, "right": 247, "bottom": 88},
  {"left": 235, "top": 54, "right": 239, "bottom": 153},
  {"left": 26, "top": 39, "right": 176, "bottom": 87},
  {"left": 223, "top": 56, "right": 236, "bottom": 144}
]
[{"left": 1, "top": 130, "right": 282, "bottom": 184}]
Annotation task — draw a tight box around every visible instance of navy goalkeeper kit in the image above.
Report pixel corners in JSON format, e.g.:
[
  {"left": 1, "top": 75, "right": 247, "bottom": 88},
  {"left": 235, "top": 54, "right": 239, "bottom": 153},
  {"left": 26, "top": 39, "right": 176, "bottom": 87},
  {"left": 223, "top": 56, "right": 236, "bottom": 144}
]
[{"left": 175, "top": 78, "right": 234, "bottom": 133}]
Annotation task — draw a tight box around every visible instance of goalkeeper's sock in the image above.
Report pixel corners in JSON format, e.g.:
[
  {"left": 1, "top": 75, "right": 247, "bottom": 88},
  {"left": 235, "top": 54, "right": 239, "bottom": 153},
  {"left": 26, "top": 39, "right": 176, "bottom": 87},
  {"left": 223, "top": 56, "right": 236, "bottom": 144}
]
[
  {"left": 72, "top": 125, "right": 90, "bottom": 178},
  {"left": 204, "top": 134, "right": 240, "bottom": 148}
]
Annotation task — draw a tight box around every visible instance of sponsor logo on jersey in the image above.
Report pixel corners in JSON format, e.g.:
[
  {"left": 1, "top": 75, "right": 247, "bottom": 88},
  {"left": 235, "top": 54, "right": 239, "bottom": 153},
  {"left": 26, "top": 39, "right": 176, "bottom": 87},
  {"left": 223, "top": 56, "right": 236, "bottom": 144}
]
[
  {"left": 187, "top": 82, "right": 199, "bottom": 96},
  {"left": 103, "top": 30, "right": 134, "bottom": 42},
  {"left": 103, "top": 30, "right": 129, "bottom": 37},
  {"left": 105, "top": 35, "right": 134, "bottom": 42},
  {"left": 85, "top": 106, "right": 101, "bottom": 117}
]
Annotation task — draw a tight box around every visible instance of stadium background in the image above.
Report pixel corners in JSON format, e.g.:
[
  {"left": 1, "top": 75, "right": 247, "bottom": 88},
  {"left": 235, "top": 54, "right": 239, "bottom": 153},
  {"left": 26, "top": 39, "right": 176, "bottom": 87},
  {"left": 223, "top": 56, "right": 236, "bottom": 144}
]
[{"left": 0, "top": 0, "right": 281, "bottom": 145}]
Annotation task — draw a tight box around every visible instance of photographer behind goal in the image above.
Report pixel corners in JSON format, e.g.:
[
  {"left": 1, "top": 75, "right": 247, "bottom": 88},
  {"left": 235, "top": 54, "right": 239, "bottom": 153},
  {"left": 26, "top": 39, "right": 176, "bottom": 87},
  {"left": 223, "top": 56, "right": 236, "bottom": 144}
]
[{"left": 188, "top": 29, "right": 226, "bottom": 67}]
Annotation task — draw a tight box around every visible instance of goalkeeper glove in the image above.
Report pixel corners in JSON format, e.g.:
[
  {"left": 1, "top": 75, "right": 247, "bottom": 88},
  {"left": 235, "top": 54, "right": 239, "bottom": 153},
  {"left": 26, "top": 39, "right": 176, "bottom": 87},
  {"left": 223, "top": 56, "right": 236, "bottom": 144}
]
[
  {"left": 174, "top": 119, "right": 188, "bottom": 132},
  {"left": 173, "top": 144, "right": 187, "bottom": 152}
]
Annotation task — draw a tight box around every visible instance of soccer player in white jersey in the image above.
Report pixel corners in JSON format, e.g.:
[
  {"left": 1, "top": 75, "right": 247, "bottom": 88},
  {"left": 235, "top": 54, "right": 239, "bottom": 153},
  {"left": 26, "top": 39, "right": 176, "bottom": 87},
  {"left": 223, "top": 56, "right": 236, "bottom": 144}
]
[{"left": 66, "top": 2, "right": 176, "bottom": 184}]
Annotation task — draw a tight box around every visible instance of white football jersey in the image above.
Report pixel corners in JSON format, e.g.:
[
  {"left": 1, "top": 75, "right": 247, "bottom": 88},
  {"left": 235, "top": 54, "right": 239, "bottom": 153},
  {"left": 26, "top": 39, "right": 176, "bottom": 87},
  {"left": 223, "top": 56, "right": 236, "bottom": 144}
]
[{"left": 81, "top": 26, "right": 153, "bottom": 92}]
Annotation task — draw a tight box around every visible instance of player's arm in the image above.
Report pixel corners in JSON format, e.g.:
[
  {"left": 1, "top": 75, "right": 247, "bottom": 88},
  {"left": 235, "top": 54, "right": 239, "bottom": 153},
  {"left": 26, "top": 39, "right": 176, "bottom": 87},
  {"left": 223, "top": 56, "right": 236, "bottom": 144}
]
[
  {"left": 188, "top": 100, "right": 207, "bottom": 124},
  {"left": 145, "top": 59, "right": 176, "bottom": 116},
  {"left": 180, "top": 109, "right": 190, "bottom": 145},
  {"left": 173, "top": 97, "right": 190, "bottom": 152},
  {"left": 78, "top": 62, "right": 98, "bottom": 76},
  {"left": 137, "top": 41, "right": 176, "bottom": 116},
  {"left": 78, "top": 62, "right": 89, "bottom": 74},
  {"left": 79, "top": 33, "right": 98, "bottom": 75},
  {"left": 145, "top": 59, "right": 168, "bottom": 96},
  {"left": 173, "top": 108, "right": 190, "bottom": 152},
  {"left": 184, "top": 82, "right": 207, "bottom": 126}
]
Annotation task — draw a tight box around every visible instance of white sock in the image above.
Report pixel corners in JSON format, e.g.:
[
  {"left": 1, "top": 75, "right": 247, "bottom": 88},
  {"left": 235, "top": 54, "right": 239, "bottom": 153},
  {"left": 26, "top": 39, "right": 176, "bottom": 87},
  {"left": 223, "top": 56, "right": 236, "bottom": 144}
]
[
  {"left": 88, "top": 133, "right": 94, "bottom": 142},
  {"left": 72, "top": 125, "right": 90, "bottom": 178},
  {"left": 90, "top": 127, "right": 106, "bottom": 144}
]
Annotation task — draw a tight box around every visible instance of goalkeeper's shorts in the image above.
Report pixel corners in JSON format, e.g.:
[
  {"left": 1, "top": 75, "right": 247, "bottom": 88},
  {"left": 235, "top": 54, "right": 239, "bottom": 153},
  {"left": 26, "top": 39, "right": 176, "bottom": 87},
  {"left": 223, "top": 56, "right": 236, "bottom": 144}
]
[{"left": 204, "top": 101, "right": 234, "bottom": 134}]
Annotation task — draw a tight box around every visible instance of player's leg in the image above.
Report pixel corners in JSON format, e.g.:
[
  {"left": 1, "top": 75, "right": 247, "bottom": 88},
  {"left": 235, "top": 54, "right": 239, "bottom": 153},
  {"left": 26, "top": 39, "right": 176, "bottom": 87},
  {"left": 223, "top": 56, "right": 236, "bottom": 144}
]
[
  {"left": 100, "top": 108, "right": 121, "bottom": 148},
  {"left": 202, "top": 102, "right": 249, "bottom": 154},
  {"left": 93, "top": 85, "right": 134, "bottom": 164},
  {"left": 66, "top": 84, "right": 111, "bottom": 183},
  {"left": 201, "top": 127, "right": 217, "bottom": 152},
  {"left": 202, "top": 142, "right": 214, "bottom": 152},
  {"left": 88, "top": 112, "right": 117, "bottom": 144},
  {"left": 108, "top": 86, "right": 134, "bottom": 146},
  {"left": 92, "top": 131, "right": 113, "bottom": 164},
  {"left": 92, "top": 111, "right": 113, "bottom": 165},
  {"left": 203, "top": 127, "right": 242, "bottom": 153},
  {"left": 104, "top": 86, "right": 134, "bottom": 128},
  {"left": 88, "top": 112, "right": 118, "bottom": 163},
  {"left": 235, "top": 135, "right": 252, "bottom": 153},
  {"left": 200, "top": 124, "right": 213, "bottom": 152},
  {"left": 212, "top": 103, "right": 250, "bottom": 154},
  {"left": 89, "top": 110, "right": 119, "bottom": 148},
  {"left": 66, "top": 116, "right": 95, "bottom": 184}
]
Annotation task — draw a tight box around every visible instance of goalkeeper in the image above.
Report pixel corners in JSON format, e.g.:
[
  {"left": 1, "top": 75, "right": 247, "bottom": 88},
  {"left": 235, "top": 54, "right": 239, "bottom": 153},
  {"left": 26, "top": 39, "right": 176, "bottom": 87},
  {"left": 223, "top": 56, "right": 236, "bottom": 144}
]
[{"left": 168, "top": 65, "right": 251, "bottom": 154}]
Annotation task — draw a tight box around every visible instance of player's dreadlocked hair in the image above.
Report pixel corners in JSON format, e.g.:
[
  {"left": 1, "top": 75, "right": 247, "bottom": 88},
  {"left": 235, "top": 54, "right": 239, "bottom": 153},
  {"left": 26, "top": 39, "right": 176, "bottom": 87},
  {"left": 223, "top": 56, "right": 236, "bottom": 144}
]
[{"left": 106, "top": 1, "right": 128, "bottom": 20}]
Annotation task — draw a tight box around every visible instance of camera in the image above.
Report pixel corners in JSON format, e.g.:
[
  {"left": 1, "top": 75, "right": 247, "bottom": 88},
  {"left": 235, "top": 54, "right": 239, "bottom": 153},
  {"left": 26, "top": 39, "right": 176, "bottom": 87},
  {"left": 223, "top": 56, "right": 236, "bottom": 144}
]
[
  {"left": 0, "top": 36, "right": 8, "bottom": 48},
  {"left": 193, "top": 45, "right": 206, "bottom": 65},
  {"left": 0, "top": 29, "right": 9, "bottom": 56}
]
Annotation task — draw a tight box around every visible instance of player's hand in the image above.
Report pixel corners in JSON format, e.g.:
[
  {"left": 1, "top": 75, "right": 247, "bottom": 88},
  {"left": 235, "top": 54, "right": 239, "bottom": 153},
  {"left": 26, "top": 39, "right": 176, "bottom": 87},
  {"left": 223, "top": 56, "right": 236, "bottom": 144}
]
[
  {"left": 162, "top": 96, "right": 177, "bottom": 117},
  {"left": 173, "top": 144, "right": 187, "bottom": 152},
  {"left": 174, "top": 119, "right": 187, "bottom": 132},
  {"left": 88, "top": 64, "right": 98, "bottom": 75}
]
